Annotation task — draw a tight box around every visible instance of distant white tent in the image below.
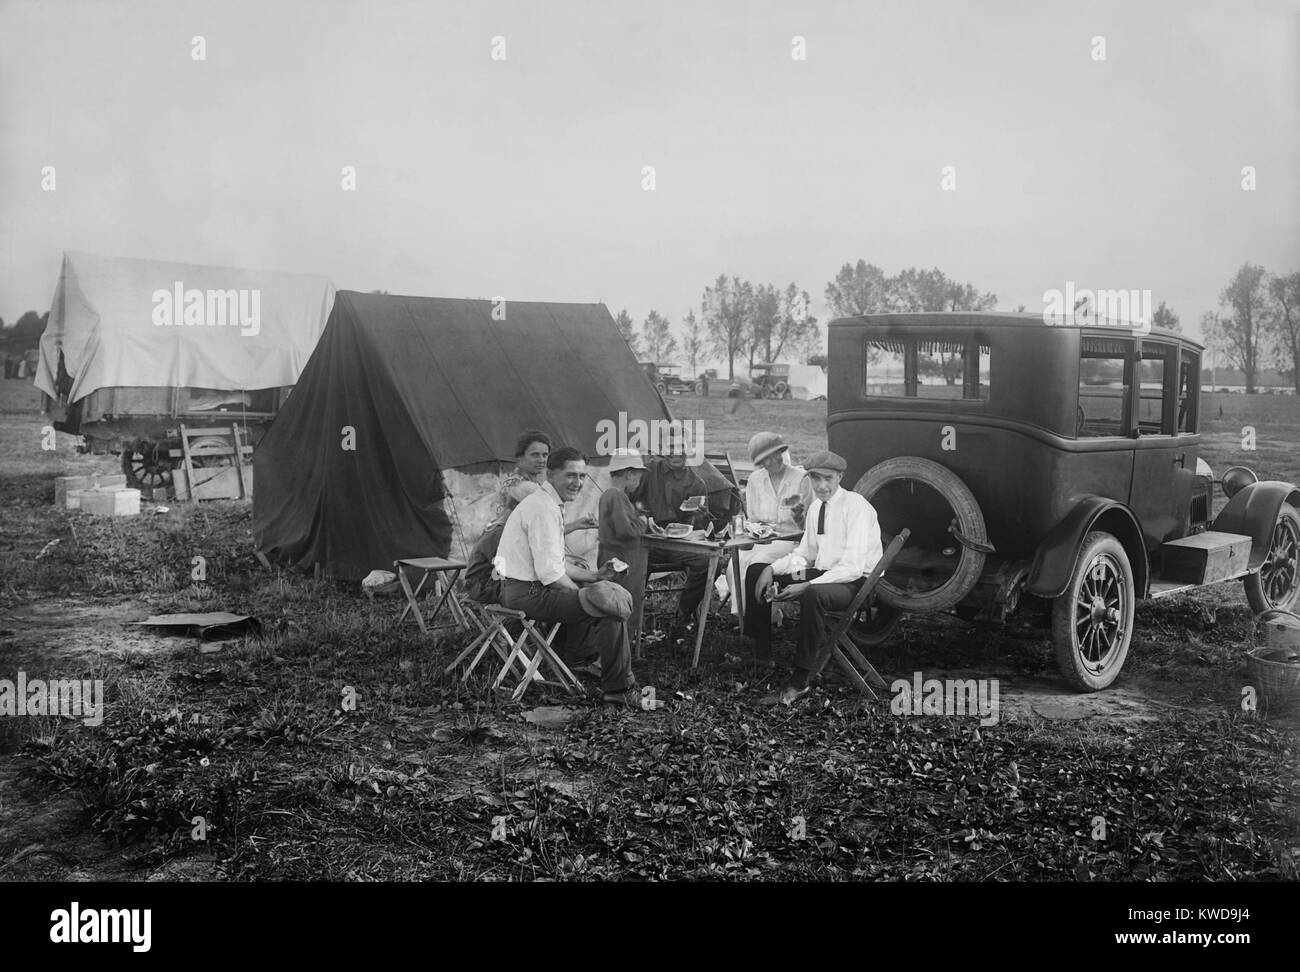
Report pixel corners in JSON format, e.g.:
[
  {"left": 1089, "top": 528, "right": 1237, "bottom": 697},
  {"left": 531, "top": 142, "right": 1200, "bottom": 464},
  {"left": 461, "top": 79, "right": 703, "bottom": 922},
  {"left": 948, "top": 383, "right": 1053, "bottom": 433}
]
[
  {"left": 785, "top": 364, "right": 827, "bottom": 400},
  {"left": 36, "top": 251, "right": 335, "bottom": 406}
]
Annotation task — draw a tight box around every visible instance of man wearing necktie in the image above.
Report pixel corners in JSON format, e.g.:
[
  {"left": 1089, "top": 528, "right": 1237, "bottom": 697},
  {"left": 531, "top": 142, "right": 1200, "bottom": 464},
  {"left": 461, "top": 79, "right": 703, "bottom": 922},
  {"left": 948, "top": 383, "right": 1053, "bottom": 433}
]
[{"left": 753, "top": 451, "right": 884, "bottom": 705}]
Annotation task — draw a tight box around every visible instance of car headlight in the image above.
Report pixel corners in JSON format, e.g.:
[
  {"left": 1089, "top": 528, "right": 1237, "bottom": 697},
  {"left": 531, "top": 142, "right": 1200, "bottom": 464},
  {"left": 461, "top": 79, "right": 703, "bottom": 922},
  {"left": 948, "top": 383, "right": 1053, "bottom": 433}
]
[{"left": 1221, "top": 465, "right": 1258, "bottom": 499}]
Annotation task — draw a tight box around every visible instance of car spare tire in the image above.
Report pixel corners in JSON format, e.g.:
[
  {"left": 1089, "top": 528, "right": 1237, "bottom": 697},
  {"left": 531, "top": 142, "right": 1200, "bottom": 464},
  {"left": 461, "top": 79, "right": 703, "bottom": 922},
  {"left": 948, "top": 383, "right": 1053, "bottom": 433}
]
[{"left": 853, "top": 457, "right": 991, "bottom": 613}]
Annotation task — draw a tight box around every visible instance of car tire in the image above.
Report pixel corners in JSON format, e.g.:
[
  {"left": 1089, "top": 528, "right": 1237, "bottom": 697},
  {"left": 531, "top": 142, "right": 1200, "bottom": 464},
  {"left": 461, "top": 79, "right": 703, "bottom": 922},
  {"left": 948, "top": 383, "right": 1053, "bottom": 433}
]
[
  {"left": 853, "top": 457, "right": 990, "bottom": 612},
  {"left": 694, "top": 380, "right": 705, "bottom": 397},
  {"left": 1051, "top": 531, "right": 1134, "bottom": 691},
  {"left": 1244, "top": 504, "right": 1300, "bottom": 614}
]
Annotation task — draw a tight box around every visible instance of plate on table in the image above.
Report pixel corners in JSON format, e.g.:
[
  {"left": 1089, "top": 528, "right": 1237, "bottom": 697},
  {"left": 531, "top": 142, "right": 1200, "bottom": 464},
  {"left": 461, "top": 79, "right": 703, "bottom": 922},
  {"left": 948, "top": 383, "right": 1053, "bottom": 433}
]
[{"left": 663, "top": 523, "right": 694, "bottom": 538}]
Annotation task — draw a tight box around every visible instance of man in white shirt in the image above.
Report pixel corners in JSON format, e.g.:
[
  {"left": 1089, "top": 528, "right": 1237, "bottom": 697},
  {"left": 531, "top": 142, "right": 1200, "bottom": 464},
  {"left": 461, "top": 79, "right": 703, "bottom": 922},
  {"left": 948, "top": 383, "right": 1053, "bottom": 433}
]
[
  {"left": 497, "top": 447, "right": 635, "bottom": 705},
  {"left": 753, "top": 451, "right": 883, "bottom": 705}
]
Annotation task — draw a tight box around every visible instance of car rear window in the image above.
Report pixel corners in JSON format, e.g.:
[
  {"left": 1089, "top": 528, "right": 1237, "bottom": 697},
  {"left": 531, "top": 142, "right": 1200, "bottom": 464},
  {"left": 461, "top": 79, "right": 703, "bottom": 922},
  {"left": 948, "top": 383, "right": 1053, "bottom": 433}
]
[{"left": 864, "top": 337, "right": 990, "bottom": 400}]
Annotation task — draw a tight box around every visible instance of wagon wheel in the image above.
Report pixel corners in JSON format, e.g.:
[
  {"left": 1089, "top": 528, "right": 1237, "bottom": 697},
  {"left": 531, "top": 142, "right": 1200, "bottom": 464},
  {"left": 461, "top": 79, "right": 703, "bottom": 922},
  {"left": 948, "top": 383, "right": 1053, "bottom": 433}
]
[
  {"left": 1051, "top": 531, "right": 1134, "bottom": 691},
  {"left": 121, "top": 439, "right": 173, "bottom": 490},
  {"left": 1245, "top": 504, "right": 1300, "bottom": 614}
]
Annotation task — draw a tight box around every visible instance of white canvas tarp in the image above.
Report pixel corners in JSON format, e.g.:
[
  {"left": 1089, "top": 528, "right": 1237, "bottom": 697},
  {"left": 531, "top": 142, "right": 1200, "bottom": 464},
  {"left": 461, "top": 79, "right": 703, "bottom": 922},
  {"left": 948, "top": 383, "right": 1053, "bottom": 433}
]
[
  {"left": 36, "top": 251, "right": 335, "bottom": 404},
  {"left": 785, "top": 364, "right": 827, "bottom": 400}
]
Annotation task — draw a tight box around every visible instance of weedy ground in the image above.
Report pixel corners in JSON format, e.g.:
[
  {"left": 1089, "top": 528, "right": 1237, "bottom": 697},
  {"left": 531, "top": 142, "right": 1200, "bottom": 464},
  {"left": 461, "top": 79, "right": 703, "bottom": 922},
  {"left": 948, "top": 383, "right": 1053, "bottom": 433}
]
[{"left": 0, "top": 382, "right": 1296, "bottom": 881}]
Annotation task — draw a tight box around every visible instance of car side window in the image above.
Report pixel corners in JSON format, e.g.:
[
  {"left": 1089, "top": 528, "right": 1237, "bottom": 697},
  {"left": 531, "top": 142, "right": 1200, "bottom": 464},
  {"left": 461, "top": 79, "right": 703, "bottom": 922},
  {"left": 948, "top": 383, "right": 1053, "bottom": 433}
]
[
  {"left": 1135, "top": 343, "right": 1175, "bottom": 435},
  {"left": 1077, "top": 337, "right": 1132, "bottom": 437},
  {"left": 1178, "top": 349, "right": 1199, "bottom": 433}
]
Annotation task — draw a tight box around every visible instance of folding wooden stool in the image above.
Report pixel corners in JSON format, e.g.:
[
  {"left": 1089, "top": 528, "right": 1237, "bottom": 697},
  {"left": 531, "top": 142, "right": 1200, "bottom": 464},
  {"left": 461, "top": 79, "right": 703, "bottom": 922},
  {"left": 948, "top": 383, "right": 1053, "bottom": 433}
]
[
  {"left": 444, "top": 599, "right": 543, "bottom": 688},
  {"left": 395, "top": 557, "right": 469, "bottom": 635},
  {"left": 818, "top": 529, "right": 911, "bottom": 700},
  {"left": 485, "top": 607, "right": 586, "bottom": 703}
]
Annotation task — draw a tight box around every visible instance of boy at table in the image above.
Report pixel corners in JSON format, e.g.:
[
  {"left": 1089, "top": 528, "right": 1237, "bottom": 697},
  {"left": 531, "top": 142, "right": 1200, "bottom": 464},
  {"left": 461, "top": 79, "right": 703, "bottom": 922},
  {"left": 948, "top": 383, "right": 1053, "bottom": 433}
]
[{"left": 598, "top": 449, "right": 651, "bottom": 649}]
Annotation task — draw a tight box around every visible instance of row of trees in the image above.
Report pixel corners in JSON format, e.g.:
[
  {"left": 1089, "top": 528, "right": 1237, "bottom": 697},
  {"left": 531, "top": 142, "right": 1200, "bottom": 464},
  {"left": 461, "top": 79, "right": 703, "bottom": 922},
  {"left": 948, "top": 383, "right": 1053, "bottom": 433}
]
[
  {"left": 616, "top": 279, "right": 821, "bottom": 380},
  {"left": 1202, "top": 264, "right": 1300, "bottom": 394},
  {"left": 0, "top": 310, "right": 48, "bottom": 345},
  {"left": 615, "top": 264, "right": 1011, "bottom": 381}
]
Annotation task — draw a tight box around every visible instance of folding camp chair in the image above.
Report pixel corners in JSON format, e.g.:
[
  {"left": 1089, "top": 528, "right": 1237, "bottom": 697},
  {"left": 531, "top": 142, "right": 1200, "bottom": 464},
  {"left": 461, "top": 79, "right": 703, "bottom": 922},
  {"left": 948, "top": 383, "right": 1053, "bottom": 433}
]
[
  {"left": 484, "top": 606, "right": 586, "bottom": 703},
  {"left": 395, "top": 557, "right": 469, "bottom": 635},
  {"left": 817, "top": 529, "right": 910, "bottom": 700},
  {"left": 444, "top": 598, "right": 544, "bottom": 687}
]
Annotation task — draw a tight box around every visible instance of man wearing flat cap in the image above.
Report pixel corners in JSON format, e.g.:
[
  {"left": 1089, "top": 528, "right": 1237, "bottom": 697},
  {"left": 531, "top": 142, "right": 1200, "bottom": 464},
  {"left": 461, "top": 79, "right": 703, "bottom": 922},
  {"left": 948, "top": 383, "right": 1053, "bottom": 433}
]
[{"left": 753, "top": 450, "right": 883, "bottom": 705}]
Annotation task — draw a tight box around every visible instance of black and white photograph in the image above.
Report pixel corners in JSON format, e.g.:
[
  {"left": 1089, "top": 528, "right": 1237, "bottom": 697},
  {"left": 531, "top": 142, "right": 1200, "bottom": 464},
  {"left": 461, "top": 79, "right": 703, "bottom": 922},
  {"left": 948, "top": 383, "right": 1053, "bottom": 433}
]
[{"left": 0, "top": 0, "right": 1296, "bottom": 943}]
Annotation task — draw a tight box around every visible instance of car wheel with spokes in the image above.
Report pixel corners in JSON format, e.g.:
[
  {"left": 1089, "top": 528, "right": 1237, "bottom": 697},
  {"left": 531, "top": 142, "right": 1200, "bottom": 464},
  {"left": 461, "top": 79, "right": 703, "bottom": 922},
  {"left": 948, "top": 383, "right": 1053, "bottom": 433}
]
[
  {"left": 1244, "top": 504, "right": 1300, "bottom": 614},
  {"left": 1051, "top": 531, "right": 1134, "bottom": 691}
]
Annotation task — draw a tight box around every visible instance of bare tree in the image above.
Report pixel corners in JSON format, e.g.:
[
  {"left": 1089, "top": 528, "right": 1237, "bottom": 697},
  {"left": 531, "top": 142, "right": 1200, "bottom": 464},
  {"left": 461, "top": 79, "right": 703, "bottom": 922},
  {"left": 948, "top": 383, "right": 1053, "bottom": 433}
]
[
  {"left": 1269, "top": 271, "right": 1300, "bottom": 393},
  {"left": 680, "top": 309, "right": 706, "bottom": 375},
  {"left": 642, "top": 310, "right": 677, "bottom": 362},
  {"left": 703, "top": 276, "right": 752, "bottom": 380},
  {"left": 614, "top": 307, "right": 641, "bottom": 358},
  {"left": 1206, "top": 263, "right": 1272, "bottom": 394}
]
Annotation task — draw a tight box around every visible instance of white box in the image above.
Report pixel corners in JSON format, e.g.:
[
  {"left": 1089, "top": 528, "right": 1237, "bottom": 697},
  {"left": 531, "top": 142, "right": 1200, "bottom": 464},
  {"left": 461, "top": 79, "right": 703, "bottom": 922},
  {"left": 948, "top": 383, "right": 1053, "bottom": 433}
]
[
  {"left": 76, "top": 487, "right": 141, "bottom": 516},
  {"left": 56, "top": 474, "right": 128, "bottom": 508}
]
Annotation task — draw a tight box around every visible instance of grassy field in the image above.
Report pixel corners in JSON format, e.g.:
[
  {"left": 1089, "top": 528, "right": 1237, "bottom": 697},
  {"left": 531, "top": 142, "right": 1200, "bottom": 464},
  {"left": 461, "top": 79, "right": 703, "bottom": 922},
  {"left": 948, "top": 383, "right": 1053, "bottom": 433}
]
[{"left": 0, "top": 376, "right": 1297, "bottom": 881}]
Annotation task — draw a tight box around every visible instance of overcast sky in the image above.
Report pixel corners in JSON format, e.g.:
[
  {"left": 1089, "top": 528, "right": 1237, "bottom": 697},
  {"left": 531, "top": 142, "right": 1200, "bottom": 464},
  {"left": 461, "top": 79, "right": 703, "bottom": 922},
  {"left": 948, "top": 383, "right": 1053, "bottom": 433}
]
[{"left": 2, "top": 0, "right": 1298, "bottom": 350}]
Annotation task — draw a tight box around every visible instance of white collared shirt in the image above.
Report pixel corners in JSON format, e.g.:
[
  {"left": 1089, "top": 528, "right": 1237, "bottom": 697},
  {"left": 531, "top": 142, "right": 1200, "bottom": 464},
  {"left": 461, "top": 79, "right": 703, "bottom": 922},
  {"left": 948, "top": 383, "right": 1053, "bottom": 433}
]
[
  {"left": 494, "top": 481, "right": 567, "bottom": 586},
  {"left": 768, "top": 486, "right": 882, "bottom": 585}
]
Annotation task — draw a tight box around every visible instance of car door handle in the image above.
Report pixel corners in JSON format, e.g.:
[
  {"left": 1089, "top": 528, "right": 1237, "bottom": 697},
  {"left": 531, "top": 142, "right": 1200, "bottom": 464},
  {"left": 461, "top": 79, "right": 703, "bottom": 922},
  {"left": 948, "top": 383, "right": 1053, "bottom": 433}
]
[{"left": 1173, "top": 453, "right": 1185, "bottom": 468}]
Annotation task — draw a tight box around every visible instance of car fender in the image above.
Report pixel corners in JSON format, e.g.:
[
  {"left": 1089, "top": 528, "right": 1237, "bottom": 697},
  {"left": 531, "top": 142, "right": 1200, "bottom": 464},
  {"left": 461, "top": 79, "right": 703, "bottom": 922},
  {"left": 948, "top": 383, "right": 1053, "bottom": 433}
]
[
  {"left": 1211, "top": 480, "right": 1300, "bottom": 570},
  {"left": 1027, "top": 496, "right": 1149, "bottom": 599}
]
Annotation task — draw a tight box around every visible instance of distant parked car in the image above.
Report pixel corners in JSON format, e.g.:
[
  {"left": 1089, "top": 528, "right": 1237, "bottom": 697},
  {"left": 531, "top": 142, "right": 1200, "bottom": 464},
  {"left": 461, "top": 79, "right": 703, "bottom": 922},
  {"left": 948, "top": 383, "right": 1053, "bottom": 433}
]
[{"left": 750, "top": 362, "right": 793, "bottom": 399}]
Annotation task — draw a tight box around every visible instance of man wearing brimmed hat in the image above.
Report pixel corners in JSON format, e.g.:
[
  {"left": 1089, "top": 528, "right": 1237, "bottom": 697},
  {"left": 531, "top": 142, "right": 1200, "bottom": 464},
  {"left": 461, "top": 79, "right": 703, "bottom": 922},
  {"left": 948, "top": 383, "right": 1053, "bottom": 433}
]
[
  {"left": 753, "top": 450, "right": 883, "bottom": 705},
  {"left": 598, "top": 448, "right": 651, "bottom": 650}
]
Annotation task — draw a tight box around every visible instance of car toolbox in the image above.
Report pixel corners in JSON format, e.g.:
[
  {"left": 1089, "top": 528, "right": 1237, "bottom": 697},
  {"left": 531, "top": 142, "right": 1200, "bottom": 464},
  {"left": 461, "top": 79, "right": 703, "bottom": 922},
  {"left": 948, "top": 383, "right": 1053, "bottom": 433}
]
[{"left": 1160, "top": 531, "right": 1252, "bottom": 585}]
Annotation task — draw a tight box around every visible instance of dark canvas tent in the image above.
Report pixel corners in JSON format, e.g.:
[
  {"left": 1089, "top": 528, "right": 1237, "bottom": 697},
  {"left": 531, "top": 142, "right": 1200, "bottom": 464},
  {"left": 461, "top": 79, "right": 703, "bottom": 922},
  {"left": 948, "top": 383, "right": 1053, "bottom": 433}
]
[{"left": 252, "top": 291, "right": 670, "bottom": 579}]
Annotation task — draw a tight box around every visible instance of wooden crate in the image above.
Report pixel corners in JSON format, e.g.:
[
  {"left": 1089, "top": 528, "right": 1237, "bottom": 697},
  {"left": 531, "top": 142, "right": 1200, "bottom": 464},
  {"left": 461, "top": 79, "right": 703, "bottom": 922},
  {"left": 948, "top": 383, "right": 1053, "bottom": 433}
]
[
  {"left": 173, "top": 465, "right": 253, "bottom": 501},
  {"left": 1160, "top": 531, "right": 1252, "bottom": 585}
]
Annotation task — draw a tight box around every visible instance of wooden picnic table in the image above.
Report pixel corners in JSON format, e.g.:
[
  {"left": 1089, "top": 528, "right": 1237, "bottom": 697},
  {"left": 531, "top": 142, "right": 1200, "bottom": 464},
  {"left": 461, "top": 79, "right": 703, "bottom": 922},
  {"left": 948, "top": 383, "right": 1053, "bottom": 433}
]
[{"left": 642, "top": 528, "right": 802, "bottom": 667}]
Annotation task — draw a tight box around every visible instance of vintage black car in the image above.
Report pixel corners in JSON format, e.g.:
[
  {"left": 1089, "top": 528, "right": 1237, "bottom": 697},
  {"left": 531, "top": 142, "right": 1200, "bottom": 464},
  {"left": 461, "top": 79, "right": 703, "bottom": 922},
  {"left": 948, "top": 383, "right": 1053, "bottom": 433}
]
[{"left": 828, "top": 312, "right": 1300, "bottom": 691}]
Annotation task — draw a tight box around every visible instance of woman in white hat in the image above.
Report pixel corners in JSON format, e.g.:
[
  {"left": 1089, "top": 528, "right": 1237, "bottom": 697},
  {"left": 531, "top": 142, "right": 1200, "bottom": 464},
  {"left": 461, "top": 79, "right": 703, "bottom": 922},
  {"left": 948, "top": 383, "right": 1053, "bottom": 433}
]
[
  {"left": 721, "top": 433, "right": 813, "bottom": 657},
  {"left": 598, "top": 448, "right": 651, "bottom": 649}
]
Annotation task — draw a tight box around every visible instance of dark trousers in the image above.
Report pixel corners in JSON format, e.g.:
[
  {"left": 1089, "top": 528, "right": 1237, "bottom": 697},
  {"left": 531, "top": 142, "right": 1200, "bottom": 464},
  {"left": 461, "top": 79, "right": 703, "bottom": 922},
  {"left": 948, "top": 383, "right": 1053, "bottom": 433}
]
[
  {"left": 646, "top": 548, "right": 712, "bottom": 619},
  {"left": 500, "top": 579, "right": 631, "bottom": 694},
  {"left": 743, "top": 566, "right": 861, "bottom": 679}
]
